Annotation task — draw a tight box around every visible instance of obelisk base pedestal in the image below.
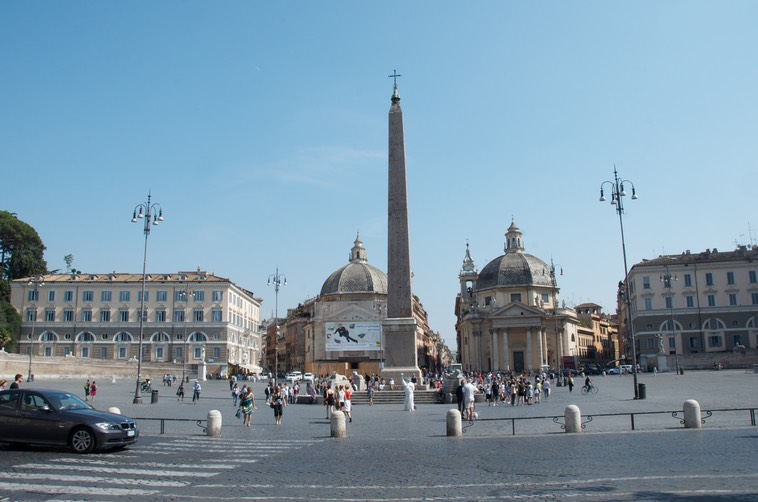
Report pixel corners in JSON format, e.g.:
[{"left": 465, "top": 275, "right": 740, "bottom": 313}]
[{"left": 381, "top": 317, "right": 421, "bottom": 383}]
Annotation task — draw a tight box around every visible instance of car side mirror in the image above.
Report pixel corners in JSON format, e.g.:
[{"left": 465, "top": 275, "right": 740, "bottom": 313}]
[{"left": 39, "top": 405, "right": 51, "bottom": 412}]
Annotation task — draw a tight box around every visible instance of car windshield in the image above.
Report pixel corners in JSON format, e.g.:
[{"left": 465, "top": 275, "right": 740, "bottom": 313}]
[{"left": 47, "top": 392, "right": 93, "bottom": 411}]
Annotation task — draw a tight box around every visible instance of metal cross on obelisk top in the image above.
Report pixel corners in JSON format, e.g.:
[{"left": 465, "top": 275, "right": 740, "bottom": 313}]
[{"left": 388, "top": 69, "right": 402, "bottom": 87}]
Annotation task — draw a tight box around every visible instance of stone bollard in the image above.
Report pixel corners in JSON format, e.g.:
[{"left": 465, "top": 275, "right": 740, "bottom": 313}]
[
  {"left": 330, "top": 410, "right": 347, "bottom": 438},
  {"left": 446, "top": 409, "right": 462, "bottom": 437},
  {"left": 107, "top": 407, "right": 121, "bottom": 415},
  {"left": 683, "top": 399, "right": 702, "bottom": 429},
  {"left": 207, "top": 410, "right": 222, "bottom": 437},
  {"left": 565, "top": 405, "right": 581, "bottom": 433}
]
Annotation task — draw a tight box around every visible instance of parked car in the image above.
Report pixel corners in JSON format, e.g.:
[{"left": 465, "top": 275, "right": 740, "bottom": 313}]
[
  {"left": 302, "top": 373, "right": 315, "bottom": 382},
  {"left": 0, "top": 389, "right": 139, "bottom": 453},
  {"left": 620, "top": 364, "right": 634, "bottom": 374},
  {"left": 285, "top": 371, "right": 303, "bottom": 383},
  {"left": 607, "top": 367, "right": 622, "bottom": 375},
  {"left": 583, "top": 365, "right": 605, "bottom": 375}
]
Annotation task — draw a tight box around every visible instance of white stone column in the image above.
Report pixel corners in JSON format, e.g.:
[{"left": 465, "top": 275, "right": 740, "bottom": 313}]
[
  {"left": 526, "top": 328, "right": 533, "bottom": 372},
  {"left": 491, "top": 329, "right": 499, "bottom": 371},
  {"left": 502, "top": 329, "right": 510, "bottom": 371},
  {"left": 537, "top": 327, "right": 544, "bottom": 368}
]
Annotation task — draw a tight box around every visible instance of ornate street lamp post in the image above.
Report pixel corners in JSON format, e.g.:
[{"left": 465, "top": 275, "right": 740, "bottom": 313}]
[
  {"left": 599, "top": 166, "right": 640, "bottom": 399},
  {"left": 267, "top": 267, "right": 286, "bottom": 384},
  {"left": 27, "top": 275, "right": 45, "bottom": 382},
  {"left": 660, "top": 265, "right": 680, "bottom": 374},
  {"left": 131, "top": 193, "right": 164, "bottom": 404},
  {"left": 177, "top": 284, "right": 194, "bottom": 384},
  {"left": 548, "top": 259, "right": 563, "bottom": 383}
]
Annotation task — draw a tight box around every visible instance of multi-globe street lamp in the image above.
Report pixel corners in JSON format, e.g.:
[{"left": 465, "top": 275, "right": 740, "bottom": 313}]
[
  {"left": 267, "top": 267, "right": 286, "bottom": 384},
  {"left": 130, "top": 193, "right": 164, "bottom": 404},
  {"left": 178, "top": 284, "right": 195, "bottom": 384},
  {"left": 599, "top": 166, "right": 640, "bottom": 399},
  {"left": 27, "top": 275, "right": 44, "bottom": 382},
  {"left": 548, "top": 259, "right": 563, "bottom": 382}
]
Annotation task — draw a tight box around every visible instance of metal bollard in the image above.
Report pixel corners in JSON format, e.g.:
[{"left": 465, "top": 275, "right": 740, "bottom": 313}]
[
  {"left": 446, "top": 409, "right": 462, "bottom": 437},
  {"left": 107, "top": 407, "right": 121, "bottom": 415},
  {"left": 683, "top": 399, "right": 701, "bottom": 429},
  {"left": 565, "top": 405, "right": 581, "bottom": 433},
  {"left": 207, "top": 410, "right": 222, "bottom": 437},
  {"left": 330, "top": 410, "right": 347, "bottom": 438}
]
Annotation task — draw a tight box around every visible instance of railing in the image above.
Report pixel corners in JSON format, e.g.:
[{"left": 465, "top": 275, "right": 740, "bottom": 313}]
[
  {"left": 132, "top": 417, "right": 208, "bottom": 435},
  {"left": 462, "top": 407, "right": 758, "bottom": 435}
]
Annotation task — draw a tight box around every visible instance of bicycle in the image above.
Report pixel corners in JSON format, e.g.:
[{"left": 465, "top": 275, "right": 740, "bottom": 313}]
[{"left": 581, "top": 384, "right": 598, "bottom": 395}]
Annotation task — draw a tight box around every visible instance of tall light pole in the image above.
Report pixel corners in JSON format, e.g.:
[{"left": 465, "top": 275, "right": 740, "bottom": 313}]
[
  {"left": 177, "top": 284, "right": 194, "bottom": 384},
  {"left": 267, "top": 267, "right": 286, "bottom": 384},
  {"left": 599, "top": 166, "right": 640, "bottom": 399},
  {"left": 548, "top": 259, "right": 563, "bottom": 383},
  {"left": 660, "top": 264, "right": 679, "bottom": 374},
  {"left": 27, "top": 275, "right": 44, "bottom": 382},
  {"left": 131, "top": 193, "right": 164, "bottom": 404}
]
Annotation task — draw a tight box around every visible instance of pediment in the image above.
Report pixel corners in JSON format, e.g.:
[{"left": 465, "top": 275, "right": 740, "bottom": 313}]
[
  {"left": 324, "top": 303, "right": 379, "bottom": 323},
  {"left": 491, "top": 301, "right": 545, "bottom": 319}
]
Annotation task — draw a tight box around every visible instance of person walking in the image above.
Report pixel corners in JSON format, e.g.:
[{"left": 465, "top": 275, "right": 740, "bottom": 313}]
[
  {"left": 568, "top": 375, "right": 575, "bottom": 392},
  {"left": 463, "top": 379, "right": 478, "bottom": 421},
  {"left": 90, "top": 381, "right": 97, "bottom": 402},
  {"left": 325, "top": 386, "right": 335, "bottom": 419},
  {"left": 84, "top": 379, "right": 91, "bottom": 401},
  {"left": 238, "top": 387, "right": 256, "bottom": 428},
  {"left": 192, "top": 380, "right": 201, "bottom": 403},
  {"left": 10, "top": 374, "right": 22, "bottom": 389},
  {"left": 232, "top": 383, "right": 240, "bottom": 406},
  {"left": 177, "top": 381, "right": 185, "bottom": 401},
  {"left": 343, "top": 385, "right": 353, "bottom": 422},
  {"left": 271, "top": 386, "right": 286, "bottom": 425}
]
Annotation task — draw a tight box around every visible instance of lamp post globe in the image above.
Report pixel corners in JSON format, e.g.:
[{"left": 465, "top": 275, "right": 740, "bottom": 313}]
[
  {"left": 267, "top": 267, "right": 286, "bottom": 385},
  {"left": 27, "top": 275, "right": 44, "bottom": 382}
]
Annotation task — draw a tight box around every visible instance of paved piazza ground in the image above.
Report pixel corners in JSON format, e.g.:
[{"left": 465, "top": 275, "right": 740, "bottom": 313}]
[{"left": 1, "top": 369, "right": 757, "bottom": 501}]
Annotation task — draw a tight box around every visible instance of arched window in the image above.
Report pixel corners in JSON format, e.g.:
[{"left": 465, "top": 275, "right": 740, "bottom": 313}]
[
  {"left": 188, "top": 332, "right": 208, "bottom": 343},
  {"left": 658, "top": 320, "right": 682, "bottom": 333},
  {"left": 40, "top": 332, "right": 58, "bottom": 342},
  {"left": 76, "top": 332, "right": 95, "bottom": 342},
  {"left": 704, "top": 318, "right": 726, "bottom": 331},
  {"left": 114, "top": 332, "right": 133, "bottom": 343},
  {"left": 151, "top": 332, "right": 170, "bottom": 343}
]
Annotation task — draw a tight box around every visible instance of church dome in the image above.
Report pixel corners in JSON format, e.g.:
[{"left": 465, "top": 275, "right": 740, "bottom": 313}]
[
  {"left": 320, "top": 235, "right": 388, "bottom": 296},
  {"left": 476, "top": 221, "right": 553, "bottom": 290}
]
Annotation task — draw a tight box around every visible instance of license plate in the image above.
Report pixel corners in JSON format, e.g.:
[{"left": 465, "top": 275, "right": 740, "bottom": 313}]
[{"left": 126, "top": 430, "right": 135, "bottom": 437}]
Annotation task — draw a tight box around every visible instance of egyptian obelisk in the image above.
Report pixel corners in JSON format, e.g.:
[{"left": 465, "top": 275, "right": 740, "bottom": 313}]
[{"left": 382, "top": 72, "right": 421, "bottom": 383}]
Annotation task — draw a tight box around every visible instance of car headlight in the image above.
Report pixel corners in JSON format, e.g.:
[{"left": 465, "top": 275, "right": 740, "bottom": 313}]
[{"left": 94, "top": 422, "right": 121, "bottom": 431}]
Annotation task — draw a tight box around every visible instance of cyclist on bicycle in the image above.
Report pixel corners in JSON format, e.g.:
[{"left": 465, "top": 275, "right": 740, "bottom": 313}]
[{"left": 584, "top": 376, "right": 592, "bottom": 392}]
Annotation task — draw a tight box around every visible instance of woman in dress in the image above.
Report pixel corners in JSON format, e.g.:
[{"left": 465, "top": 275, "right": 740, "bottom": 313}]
[
  {"left": 325, "top": 386, "right": 335, "bottom": 419},
  {"left": 238, "top": 387, "right": 256, "bottom": 428},
  {"left": 90, "top": 381, "right": 97, "bottom": 402}
]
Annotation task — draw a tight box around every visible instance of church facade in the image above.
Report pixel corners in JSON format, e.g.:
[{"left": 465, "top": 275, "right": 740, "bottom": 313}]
[{"left": 456, "top": 221, "right": 580, "bottom": 373}]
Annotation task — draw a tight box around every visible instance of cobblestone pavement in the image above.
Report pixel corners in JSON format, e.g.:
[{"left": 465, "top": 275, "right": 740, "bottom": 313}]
[{"left": 0, "top": 370, "right": 756, "bottom": 500}]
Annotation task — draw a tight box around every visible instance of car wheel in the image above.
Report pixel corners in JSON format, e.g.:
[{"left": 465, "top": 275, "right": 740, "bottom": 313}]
[{"left": 70, "top": 427, "right": 95, "bottom": 454}]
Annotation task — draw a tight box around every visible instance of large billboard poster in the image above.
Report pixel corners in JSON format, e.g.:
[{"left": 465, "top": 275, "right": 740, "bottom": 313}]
[{"left": 325, "top": 322, "right": 382, "bottom": 352}]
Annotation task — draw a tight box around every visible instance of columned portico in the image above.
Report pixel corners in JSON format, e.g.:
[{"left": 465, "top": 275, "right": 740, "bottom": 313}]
[
  {"left": 491, "top": 328, "right": 499, "bottom": 371},
  {"left": 502, "top": 328, "right": 510, "bottom": 370}
]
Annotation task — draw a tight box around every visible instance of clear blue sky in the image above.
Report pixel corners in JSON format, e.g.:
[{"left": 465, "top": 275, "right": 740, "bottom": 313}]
[{"left": 2, "top": 2, "right": 757, "bottom": 350}]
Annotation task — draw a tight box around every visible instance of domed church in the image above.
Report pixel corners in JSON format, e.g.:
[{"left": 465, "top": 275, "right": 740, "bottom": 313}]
[{"left": 456, "top": 221, "right": 579, "bottom": 373}]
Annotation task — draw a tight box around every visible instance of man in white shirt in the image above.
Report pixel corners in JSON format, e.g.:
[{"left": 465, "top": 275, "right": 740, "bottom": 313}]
[{"left": 462, "top": 380, "right": 478, "bottom": 421}]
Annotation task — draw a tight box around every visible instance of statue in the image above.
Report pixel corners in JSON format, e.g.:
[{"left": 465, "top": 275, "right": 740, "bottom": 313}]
[{"left": 401, "top": 373, "right": 415, "bottom": 412}]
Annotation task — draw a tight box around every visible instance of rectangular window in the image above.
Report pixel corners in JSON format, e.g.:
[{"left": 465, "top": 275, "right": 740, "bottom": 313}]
[
  {"left": 45, "top": 309, "right": 55, "bottom": 322},
  {"left": 194, "top": 347, "right": 202, "bottom": 359},
  {"left": 705, "top": 273, "right": 714, "bottom": 286},
  {"left": 729, "top": 293, "right": 738, "bottom": 306},
  {"left": 686, "top": 296, "right": 695, "bottom": 308},
  {"left": 28, "top": 290, "right": 40, "bottom": 302},
  {"left": 174, "top": 310, "right": 185, "bottom": 322},
  {"left": 750, "top": 270, "right": 758, "bottom": 284},
  {"left": 752, "top": 292, "right": 758, "bottom": 305},
  {"left": 63, "top": 309, "right": 74, "bottom": 322},
  {"left": 119, "top": 310, "right": 129, "bottom": 322},
  {"left": 484, "top": 296, "right": 492, "bottom": 306},
  {"left": 212, "top": 290, "right": 223, "bottom": 302},
  {"left": 26, "top": 309, "right": 37, "bottom": 322},
  {"left": 156, "top": 347, "right": 164, "bottom": 359},
  {"left": 708, "top": 336, "right": 722, "bottom": 348},
  {"left": 733, "top": 335, "right": 743, "bottom": 346},
  {"left": 707, "top": 295, "right": 716, "bottom": 307},
  {"left": 138, "top": 309, "right": 147, "bottom": 322},
  {"left": 176, "top": 347, "right": 183, "bottom": 359},
  {"left": 684, "top": 274, "right": 692, "bottom": 287},
  {"left": 510, "top": 293, "right": 521, "bottom": 303},
  {"left": 689, "top": 337, "right": 699, "bottom": 348},
  {"left": 213, "top": 347, "right": 220, "bottom": 358},
  {"left": 100, "top": 310, "right": 111, "bottom": 322},
  {"left": 47, "top": 290, "right": 55, "bottom": 302},
  {"left": 100, "top": 347, "right": 107, "bottom": 358},
  {"left": 101, "top": 290, "right": 112, "bottom": 302},
  {"left": 644, "top": 298, "right": 652, "bottom": 310},
  {"left": 643, "top": 276, "right": 651, "bottom": 289},
  {"left": 82, "top": 291, "right": 94, "bottom": 302},
  {"left": 118, "top": 347, "right": 127, "bottom": 359},
  {"left": 193, "top": 291, "right": 205, "bottom": 302},
  {"left": 212, "top": 309, "right": 222, "bottom": 322},
  {"left": 647, "top": 338, "right": 656, "bottom": 349},
  {"left": 541, "top": 293, "right": 550, "bottom": 304},
  {"left": 137, "top": 291, "right": 149, "bottom": 302},
  {"left": 64, "top": 290, "right": 73, "bottom": 302},
  {"left": 193, "top": 309, "right": 204, "bottom": 322},
  {"left": 727, "top": 271, "right": 735, "bottom": 285},
  {"left": 668, "top": 338, "right": 676, "bottom": 349},
  {"left": 81, "top": 309, "right": 92, "bottom": 322},
  {"left": 119, "top": 291, "right": 130, "bottom": 302},
  {"left": 156, "top": 310, "right": 166, "bottom": 322},
  {"left": 665, "top": 297, "right": 673, "bottom": 309},
  {"left": 156, "top": 290, "right": 168, "bottom": 302}
]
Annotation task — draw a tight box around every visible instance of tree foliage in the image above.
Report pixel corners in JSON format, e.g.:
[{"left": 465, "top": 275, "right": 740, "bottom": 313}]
[{"left": 0, "top": 211, "right": 46, "bottom": 350}]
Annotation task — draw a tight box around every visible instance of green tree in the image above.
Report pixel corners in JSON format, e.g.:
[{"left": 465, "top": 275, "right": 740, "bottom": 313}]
[{"left": 0, "top": 211, "right": 46, "bottom": 351}]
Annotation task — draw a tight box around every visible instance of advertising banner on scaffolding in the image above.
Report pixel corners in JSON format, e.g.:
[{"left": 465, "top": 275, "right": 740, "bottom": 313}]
[{"left": 325, "top": 322, "right": 382, "bottom": 352}]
